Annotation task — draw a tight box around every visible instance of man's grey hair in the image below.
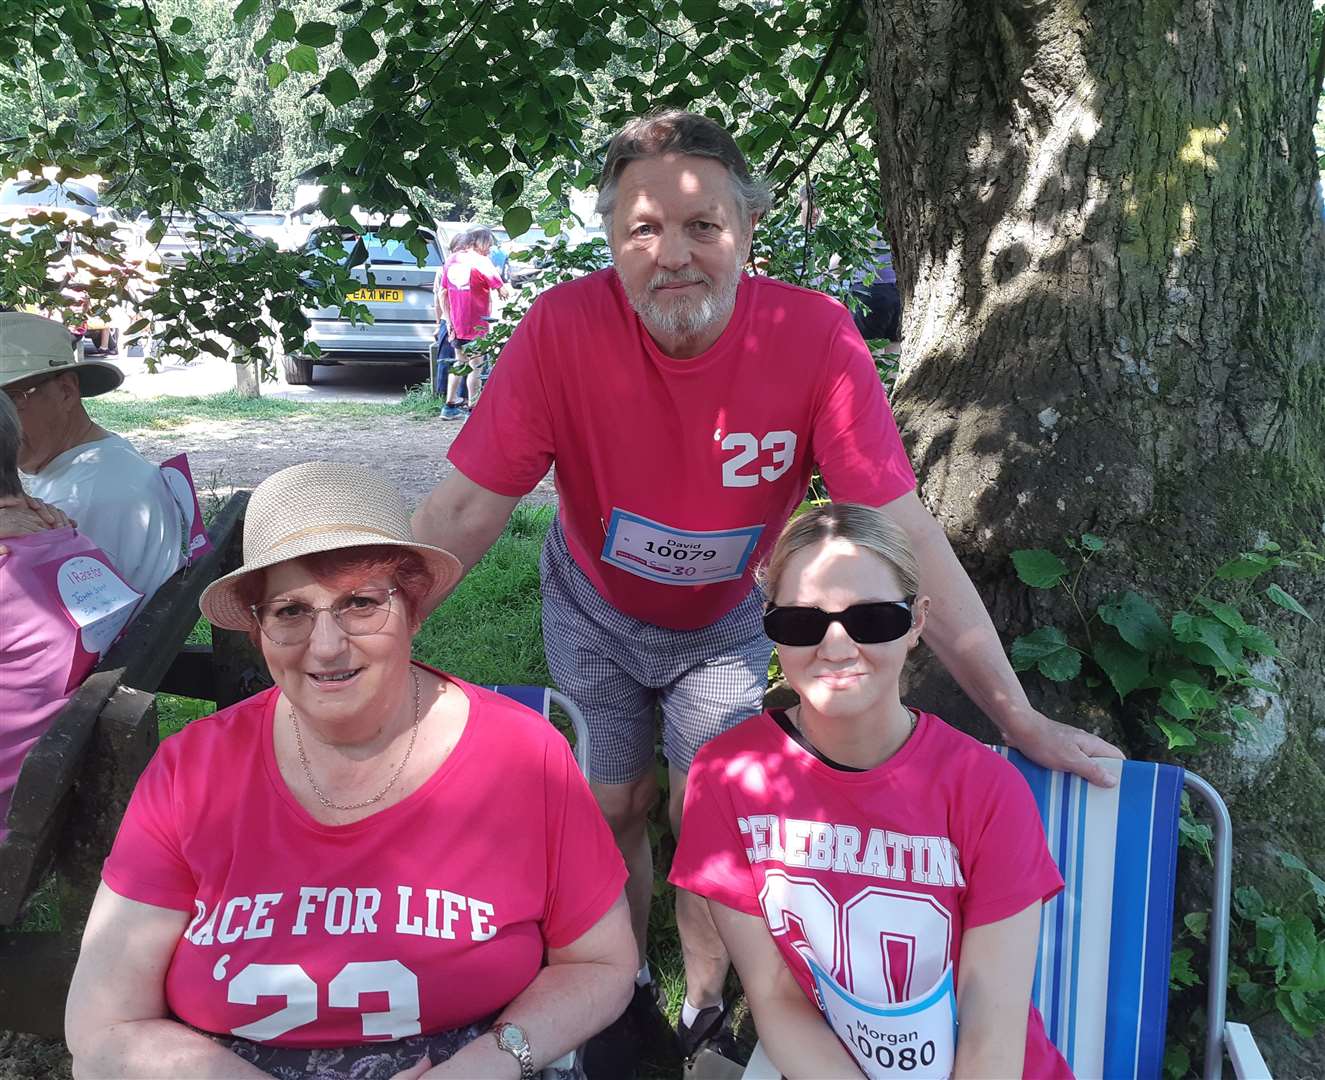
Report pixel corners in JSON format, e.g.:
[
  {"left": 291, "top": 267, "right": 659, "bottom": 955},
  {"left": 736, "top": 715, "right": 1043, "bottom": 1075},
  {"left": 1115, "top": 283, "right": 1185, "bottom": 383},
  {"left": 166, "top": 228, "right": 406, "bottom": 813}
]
[
  {"left": 595, "top": 111, "right": 773, "bottom": 235},
  {"left": 0, "top": 391, "right": 23, "bottom": 499}
]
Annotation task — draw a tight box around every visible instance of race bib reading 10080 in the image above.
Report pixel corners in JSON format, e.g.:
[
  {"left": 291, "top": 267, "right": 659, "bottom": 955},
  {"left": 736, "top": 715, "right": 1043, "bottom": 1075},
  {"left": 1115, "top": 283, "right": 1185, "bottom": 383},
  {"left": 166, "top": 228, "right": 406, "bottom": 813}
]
[
  {"left": 807, "top": 954, "right": 957, "bottom": 1080},
  {"left": 600, "top": 509, "right": 763, "bottom": 586}
]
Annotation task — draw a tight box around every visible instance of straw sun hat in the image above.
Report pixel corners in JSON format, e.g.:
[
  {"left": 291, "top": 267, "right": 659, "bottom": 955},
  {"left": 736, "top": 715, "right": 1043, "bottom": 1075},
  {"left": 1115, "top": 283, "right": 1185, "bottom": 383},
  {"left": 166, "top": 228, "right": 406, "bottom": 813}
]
[
  {"left": 0, "top": 311, "right": 124, "bottom": 397},
  {"left": 199, "top": 461, "right": 463, "bottom": 632}
]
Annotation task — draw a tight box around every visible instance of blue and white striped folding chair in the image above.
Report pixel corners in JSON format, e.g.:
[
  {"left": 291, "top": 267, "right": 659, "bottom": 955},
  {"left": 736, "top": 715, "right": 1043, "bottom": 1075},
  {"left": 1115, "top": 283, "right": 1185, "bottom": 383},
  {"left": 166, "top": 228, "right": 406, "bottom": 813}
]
[
  {"left": 488, "top": 685, "right": 594, "bottom": 1079},
  {"left": 488, "top": 685, "right": 591, "bottom": 777},
  {"left": 740, "top": 754, "right": 1268, "bottom": 1080},
  {"left": 997, "top": 750, "right": 1270, "bottom": 1080}
]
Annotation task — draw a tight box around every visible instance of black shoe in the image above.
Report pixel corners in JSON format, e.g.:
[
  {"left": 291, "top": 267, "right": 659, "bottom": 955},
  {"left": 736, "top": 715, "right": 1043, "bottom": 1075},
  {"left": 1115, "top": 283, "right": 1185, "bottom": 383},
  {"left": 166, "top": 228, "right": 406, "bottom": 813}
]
[
  {"left": 584, "top": 981, "right": 683, "bottom": 1080},
  {"left": 677, "top": 1000, "right": 728, "bottom": 1060}
]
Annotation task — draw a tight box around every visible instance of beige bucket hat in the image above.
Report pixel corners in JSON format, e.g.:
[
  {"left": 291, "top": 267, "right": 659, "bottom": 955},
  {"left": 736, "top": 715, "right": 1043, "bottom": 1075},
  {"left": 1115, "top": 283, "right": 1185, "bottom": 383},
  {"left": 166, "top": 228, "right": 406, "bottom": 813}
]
[
  {"left": 199, "top": 461, "right": 464, "bottom": 631},
  {"left": 0, "top": 312, "right": 124, "bottom": 397}
]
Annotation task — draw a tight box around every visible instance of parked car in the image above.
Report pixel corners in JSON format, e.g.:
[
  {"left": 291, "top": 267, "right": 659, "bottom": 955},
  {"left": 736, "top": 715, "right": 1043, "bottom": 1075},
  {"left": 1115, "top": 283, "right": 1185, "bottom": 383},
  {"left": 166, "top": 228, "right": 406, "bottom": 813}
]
[
  {"left": 0, "top": 177, "right": 99, "bottom": 223},
  {"left": 284, "top": 225, "right": 443, "bottom": 385},
  {"left": 230, "top": 210, "right": 292, "bottom": 248}
]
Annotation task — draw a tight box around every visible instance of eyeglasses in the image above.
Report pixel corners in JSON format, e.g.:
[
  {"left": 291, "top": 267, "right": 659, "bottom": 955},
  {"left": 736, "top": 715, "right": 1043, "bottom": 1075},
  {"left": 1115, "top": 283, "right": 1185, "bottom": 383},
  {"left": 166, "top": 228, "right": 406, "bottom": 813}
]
[
  {"left": 763, "top": 599, "right": 915, "bottom": 647},
  {"left": 251, "top": 587, "right": 399, "bottom": 645},
  {"left": 4, "top": 379, "right": 53, "bottom": 409}
]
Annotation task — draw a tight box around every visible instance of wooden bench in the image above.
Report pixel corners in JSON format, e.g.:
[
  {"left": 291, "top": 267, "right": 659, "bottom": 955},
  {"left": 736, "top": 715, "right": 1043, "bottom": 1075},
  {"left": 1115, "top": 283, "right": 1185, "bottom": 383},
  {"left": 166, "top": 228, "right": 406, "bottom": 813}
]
[{"left": 0, "top": 490, "right": 260, "bottom": 1035}]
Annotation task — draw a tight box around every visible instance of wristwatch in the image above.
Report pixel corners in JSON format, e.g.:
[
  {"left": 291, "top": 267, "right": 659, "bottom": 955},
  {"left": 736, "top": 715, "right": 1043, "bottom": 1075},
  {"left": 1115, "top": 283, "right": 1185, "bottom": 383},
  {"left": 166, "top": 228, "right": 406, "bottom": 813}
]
[{"left": 492, "top": 1020, "right": 535, "bottom": 1079}]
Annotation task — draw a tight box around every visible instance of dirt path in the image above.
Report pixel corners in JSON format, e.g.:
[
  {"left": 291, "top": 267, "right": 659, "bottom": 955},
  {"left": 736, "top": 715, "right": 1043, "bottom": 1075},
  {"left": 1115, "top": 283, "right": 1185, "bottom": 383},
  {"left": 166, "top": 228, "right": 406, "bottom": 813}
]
[{"left": 123, "top": 411, "right": 557, "bottom": 506}]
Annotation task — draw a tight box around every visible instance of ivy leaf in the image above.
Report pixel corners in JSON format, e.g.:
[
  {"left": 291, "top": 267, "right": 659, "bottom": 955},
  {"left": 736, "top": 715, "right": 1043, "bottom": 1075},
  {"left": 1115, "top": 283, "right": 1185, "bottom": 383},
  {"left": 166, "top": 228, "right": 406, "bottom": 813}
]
[
  {"left": 1093, "top": 638, "right": 1149, "bottom": 700},
  {"left": 1011, "top": 548, "right": 1069, "bottom": 589},
  {"left": 1214, "top": 552, "right": 1274, "bottom": 580},
  {"left": 233, "top": 0, "right": 261, "bottom": 22},
  {"left": 1183, "top": 911, "right": 1209, "bottom": 942},
  {"left": 1079, "top": 532, "right": 1105, "bottom": 552},
  {"left": 1237, "top": 625, "right": 1278, "bottom": 656},
  {"left": 502, "top": 204, "right": 533, "bottom": 239},
  {"left": 1155, "top": 716, "right": 1197, "bottom": 749},
  {"left": 1170, "top": 947, "right": 1200, "bottom": 989},
  {"left": 320, "top": 67, "right": 359, "bottom": 107},
  {"left": 1172, "top": 613, "right": 1242, "bottom": 677},
  {"left": 1276, "top": 851, "right": 1325, "bottom": 906},
  {"left": 296, "top": 21, "right": 338, "bottom": 47},
  {"left": 1159, "top": 678, "right": 1217, "bottom": 721},
  {"left": 285, "top": 44, "right": 319, "bottom": 74},
  {"left": 1195, "top": 596, "right": 1249, "bottom": 634},
  {"left": 266, "top": 62, "right": 289, "bottom": 89},
  {"left": 1235, "top": 886, "right": 1265, "bottom": 920},
  {"left": 169, "top": 16, "right": 193, "bottom": 35},
  {"left": 1099, "top": 591, "right": 1170, "bottom": 653},
  {"left": 1010, "top": 627, "right": 1080, "bottom": 681},
  {"left": 1265, "top": 584, "right": 1313, "bottom": 620},
  {"left": 341, "top": 27, "right": 379, "bottom": 66}
]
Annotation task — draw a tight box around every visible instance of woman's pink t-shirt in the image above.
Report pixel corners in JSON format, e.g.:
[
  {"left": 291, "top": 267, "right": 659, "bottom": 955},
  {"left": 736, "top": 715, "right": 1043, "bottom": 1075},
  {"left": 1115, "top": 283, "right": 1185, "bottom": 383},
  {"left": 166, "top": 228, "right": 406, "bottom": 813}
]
[
  {"left": 101, "top": 670, "right": 626, "bottom": 1048},
  {"left": 441, "top": 251, "right": 503, "bottom": 339},
  {"left": 670, "top": 710, "right": 1072, "bottom": 1078}
]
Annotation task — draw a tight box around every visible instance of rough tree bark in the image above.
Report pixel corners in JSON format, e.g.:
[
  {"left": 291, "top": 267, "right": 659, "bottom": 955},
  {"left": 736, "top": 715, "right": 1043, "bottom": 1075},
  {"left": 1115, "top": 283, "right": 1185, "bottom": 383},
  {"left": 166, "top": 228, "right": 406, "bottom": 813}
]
[{"left": 863, "top": 0, "right": 1325, "bottom": 1071}]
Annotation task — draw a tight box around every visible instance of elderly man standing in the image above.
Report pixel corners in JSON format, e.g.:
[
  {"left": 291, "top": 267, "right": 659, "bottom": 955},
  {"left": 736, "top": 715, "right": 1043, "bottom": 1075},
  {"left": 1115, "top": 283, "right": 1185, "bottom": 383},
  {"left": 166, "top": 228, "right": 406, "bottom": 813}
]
[
  {"left": 413, "top": 111, "right": 1122, "bottom": 1075},
  {"left": 0, "top": 313, "right": 182, "bottom": 600}
]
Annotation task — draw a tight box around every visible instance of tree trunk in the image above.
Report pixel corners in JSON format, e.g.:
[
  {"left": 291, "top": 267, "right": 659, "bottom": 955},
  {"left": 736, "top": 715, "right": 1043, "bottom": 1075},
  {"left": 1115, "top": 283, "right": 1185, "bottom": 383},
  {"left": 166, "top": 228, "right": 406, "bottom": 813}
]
[{"left": 863, "top": 0, "right": 1325, "bottom": 1071}]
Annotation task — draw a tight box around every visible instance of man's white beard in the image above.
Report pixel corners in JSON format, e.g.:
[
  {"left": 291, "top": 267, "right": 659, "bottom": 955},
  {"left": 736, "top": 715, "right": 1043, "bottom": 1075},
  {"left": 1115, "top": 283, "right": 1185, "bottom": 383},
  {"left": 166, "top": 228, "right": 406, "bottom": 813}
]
[{"left": 621, "top": 267, "right": 740, "bottom": 343}]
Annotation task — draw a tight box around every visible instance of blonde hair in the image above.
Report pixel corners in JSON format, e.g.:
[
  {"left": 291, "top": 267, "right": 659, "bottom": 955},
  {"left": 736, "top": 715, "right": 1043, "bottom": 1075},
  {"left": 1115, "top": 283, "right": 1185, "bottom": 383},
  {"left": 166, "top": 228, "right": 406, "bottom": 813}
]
[{"left": 760, "top": 503, "right": 920, "bottom": 600}]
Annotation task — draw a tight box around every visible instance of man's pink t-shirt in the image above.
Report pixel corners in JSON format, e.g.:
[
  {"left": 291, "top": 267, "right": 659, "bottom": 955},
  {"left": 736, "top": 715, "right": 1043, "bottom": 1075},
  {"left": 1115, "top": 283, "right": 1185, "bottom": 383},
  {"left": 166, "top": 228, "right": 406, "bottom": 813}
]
[
  {"left": 101, "top": 669, "right": 626, "bottom": 1048},
  {"left": 670, "top": 710, "right": 1072, "bottom": 1079},
  {"left": 1, "top": 528, "right": 139, "bottom": 839},
  {"left": 440, "top": 251, "right": 503, "bottom": 339},
  {"left": 449, "top": 271, "right": 916, "bottom": 630}
]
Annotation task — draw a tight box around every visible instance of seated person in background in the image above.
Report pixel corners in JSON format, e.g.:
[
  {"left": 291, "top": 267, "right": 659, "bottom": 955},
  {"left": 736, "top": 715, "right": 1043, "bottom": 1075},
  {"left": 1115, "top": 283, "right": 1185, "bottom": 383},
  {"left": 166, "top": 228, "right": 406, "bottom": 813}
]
[
  {"left": 66, "top": 461, "right": 635, "bottom": 1080},
  {"left": 437, "top": 228, "right": 507, "bottom": 421},
  {"left": 671, "top": 503, "right": 1072, "bottom": 1079},
  {"left": 0, "top": 312, "right": 183, "bottom": 601},
  {"left": 0, "top": 392, "right": 141, "bottom": 841}
]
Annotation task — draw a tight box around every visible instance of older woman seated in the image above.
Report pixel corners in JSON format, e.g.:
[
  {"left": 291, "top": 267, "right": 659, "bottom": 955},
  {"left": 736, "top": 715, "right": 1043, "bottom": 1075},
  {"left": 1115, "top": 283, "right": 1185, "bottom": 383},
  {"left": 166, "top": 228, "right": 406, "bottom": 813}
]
[{"left": 66, "top": 462, "right": 635, "bottom": 1080}]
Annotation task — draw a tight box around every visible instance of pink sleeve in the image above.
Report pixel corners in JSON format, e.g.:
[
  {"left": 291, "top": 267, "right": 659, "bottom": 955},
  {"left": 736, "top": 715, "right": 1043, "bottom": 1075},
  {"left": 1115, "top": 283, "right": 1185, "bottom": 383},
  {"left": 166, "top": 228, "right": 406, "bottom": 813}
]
[
  {"left": 448, "top": 296, "right": 557, "bottom": 497},
  {"left": 668, "top": 748, "right": 761, "bottom": 917},
  {"left": 958, "top": 755, "right": 1064, "bottom": 928},
  {"left": 101, "top": 741, "right": 198, "bottom": 912},
  {"left": 541, "top": 738, "right": 627, "bottom": 949},
  {"left": 813, "top": 317, "right": 917, "bottom": 506}
]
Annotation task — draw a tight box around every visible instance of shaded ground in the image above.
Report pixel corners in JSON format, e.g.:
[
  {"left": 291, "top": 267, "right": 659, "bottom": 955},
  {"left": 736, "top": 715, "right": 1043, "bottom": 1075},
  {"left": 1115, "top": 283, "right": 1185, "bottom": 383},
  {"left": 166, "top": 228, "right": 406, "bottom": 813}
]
[
  {"left": 0, "top": 1031, "right": 72, "bottom": 1080},
  {"left": 120, "top": 410, "right": 557, "bottom": 506}
]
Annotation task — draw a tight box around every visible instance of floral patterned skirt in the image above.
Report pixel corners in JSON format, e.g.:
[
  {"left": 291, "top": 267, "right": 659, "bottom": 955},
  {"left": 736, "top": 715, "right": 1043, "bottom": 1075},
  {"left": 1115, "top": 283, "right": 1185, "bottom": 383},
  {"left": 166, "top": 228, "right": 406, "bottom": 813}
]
[{"left": 210, "top": 1016, "right": 584, "bottom": 1080}]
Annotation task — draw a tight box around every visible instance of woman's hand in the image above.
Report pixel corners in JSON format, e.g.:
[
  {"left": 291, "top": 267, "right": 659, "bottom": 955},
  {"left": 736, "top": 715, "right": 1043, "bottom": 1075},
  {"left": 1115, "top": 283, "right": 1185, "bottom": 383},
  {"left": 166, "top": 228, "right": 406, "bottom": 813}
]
[{"left": 389, "top": 1055, "right": 433, "bottom": 1080}]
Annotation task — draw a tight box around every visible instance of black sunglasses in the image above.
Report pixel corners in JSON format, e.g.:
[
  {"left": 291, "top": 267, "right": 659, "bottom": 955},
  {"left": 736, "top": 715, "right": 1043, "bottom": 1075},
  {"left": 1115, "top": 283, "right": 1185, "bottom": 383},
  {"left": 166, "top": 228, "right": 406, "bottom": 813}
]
[{"left": 763, "top": 598, "right": 915, "bottom": 647}]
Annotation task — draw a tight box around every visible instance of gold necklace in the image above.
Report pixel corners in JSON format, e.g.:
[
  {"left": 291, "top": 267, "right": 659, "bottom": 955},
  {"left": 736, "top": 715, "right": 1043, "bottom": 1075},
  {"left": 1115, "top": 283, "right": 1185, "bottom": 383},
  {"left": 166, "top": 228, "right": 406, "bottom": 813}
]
[{"left": 290, "top": 668, "right": 421, "bottom": 811}]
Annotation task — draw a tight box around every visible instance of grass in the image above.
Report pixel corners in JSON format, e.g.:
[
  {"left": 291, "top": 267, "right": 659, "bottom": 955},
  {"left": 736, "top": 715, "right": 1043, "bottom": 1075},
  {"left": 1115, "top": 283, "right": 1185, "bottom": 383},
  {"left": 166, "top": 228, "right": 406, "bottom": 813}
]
[{"left": 85, "top": 385, "right": 439, "bottom": 432}]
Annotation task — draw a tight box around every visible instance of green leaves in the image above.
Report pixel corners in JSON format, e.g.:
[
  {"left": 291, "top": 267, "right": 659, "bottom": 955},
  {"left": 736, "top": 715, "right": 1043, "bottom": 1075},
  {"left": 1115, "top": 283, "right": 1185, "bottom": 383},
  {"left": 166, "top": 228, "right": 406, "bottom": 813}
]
[
  {"left": 266, "top": 62, "right": 289, "bottom": 89},
  {"left": 285, "top": 44, "right": 319, "bottom": 74},
  {"left": 502, "top": 205, "right": 533, "bottom": 240},
  {"left": 1098, "top": 591, "right": 1170, "bottom": 653},
  {"left": 341, "top": 27, "right": 379, "bottom": 66},
  {"left": 1265, "top": 584, "right": 1312, "bottom": 620},
  {"left": 269, "top": 8, "right": 296, "bottom": 42},
  {"left": 1093, "top": 638, "right": 1149, "bottom": 699},
  {"left": 1010, "top": 627, "right": 1081, "bottom": 681},
  {"left": 296, "top": 21, "right": 338, "bottom": 47},
  {"left": 320, "top": 67, "right": 359, "bottom": 107},
  {"left": 1011, "top": 548, "right": 1069, "bottom": 588},
  {"left": 233, "top": 0, "right": 261, "bottom": 23}
]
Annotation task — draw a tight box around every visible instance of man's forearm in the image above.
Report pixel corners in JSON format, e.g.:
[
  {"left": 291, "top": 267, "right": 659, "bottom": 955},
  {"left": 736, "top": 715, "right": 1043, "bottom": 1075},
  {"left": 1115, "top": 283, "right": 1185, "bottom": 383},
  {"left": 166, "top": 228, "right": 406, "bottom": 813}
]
[{"left": 412, "top": 471, "right": 520, "bottom": 611}]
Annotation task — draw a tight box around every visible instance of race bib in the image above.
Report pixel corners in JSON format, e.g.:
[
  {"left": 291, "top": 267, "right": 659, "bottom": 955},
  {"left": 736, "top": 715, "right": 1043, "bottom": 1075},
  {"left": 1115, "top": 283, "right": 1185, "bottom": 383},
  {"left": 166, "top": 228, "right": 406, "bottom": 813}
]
[
  {"left": 160, "top": 453, "right": 213, "bottom": 562},
  {"left": 600, "top": 509, "right": 762, "bottom": 585},
  {"left": 37, "top": 552, "right": 143, "bottom": 692},
  {"left": 807, "top": 955, "right": 957, "bottom": 1079}
]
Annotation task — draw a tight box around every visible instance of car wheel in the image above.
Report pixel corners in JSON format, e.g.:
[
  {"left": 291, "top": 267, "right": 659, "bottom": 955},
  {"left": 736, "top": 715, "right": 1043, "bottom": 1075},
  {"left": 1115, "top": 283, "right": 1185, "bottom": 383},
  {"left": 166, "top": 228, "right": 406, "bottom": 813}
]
[{"left": 282, "top": 352, "right": 315, "bottom": 385}]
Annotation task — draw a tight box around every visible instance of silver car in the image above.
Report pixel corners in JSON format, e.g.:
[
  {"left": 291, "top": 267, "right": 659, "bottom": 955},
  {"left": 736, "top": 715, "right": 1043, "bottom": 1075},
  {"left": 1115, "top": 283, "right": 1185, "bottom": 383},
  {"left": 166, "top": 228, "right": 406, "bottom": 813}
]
[{"left": 284, "top": 226, "right": 442, "bottom": 385}]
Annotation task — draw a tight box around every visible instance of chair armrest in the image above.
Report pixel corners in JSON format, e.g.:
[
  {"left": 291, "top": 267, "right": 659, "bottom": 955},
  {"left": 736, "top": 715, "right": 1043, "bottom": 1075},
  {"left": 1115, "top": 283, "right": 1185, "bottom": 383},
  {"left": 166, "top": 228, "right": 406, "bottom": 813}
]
[
  {"left": 1225, "top": 1021, "right": 1272, "bottom": 1079},
  {"left": 741, "top": 1040, "right": 780, "bottom": 1080}
]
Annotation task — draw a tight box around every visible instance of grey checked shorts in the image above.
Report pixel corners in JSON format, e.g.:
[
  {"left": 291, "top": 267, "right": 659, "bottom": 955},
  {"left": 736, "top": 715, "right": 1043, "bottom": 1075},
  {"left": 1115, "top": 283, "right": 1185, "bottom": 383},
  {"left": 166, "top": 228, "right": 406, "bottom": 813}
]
[{"left": 540, "top": 516, "right": 773, "bottom": 785}]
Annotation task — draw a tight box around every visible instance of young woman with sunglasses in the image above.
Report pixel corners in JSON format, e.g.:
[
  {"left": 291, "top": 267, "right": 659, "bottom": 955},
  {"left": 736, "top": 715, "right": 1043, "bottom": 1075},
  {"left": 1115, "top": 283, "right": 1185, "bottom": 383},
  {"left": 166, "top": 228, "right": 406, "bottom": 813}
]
[{"left": 670, "top": 504, "right": 1072, "bottom": 1079}]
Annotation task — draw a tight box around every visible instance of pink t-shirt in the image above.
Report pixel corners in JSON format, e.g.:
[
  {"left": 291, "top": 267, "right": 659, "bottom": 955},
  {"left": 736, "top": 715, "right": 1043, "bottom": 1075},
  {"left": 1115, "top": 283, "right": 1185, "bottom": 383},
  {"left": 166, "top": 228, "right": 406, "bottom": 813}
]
[
  {"left": 449, "top": 270, "right": 916, "bottom": 630},
  {"left": 1, "top": 528, "right": 140, "bottom": 838},
  {"left": 440, "top": 250, "right": 503, "bottom": 339},
  {"left": 670, "top": 710, "right": 1072, "bottom": 1079},
  {"left": 101, "top": 668, "right": 626, "bottom": 1048}
]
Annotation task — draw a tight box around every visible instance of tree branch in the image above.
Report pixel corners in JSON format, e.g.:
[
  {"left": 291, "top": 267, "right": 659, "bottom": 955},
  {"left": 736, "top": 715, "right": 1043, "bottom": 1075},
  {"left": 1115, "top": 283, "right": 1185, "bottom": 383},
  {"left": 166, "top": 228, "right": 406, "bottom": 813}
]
[
  {"left": 773, "top": 78, "right": 868, "bottom": 204},
  {"left": 764, "top": 0, "right": 860, "bottom": 176},
  {"left": 1313, "top": 12, "right": 1325, "bottom": 115}
]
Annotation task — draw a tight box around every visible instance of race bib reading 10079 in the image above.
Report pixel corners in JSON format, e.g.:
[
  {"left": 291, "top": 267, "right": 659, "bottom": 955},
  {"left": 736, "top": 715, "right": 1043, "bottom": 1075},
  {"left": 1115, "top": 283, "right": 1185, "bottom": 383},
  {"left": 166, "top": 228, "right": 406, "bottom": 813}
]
[{"left": 600, "top": 509, "right": 763, "bottom": 586}]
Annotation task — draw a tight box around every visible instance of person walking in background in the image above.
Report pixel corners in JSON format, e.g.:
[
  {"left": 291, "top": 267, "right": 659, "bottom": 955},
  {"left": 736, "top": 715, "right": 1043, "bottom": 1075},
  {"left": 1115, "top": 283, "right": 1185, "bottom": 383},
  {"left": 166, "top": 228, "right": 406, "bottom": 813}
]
[{"left": 436, "top": 228, "right": 507, "bottom": 421}]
